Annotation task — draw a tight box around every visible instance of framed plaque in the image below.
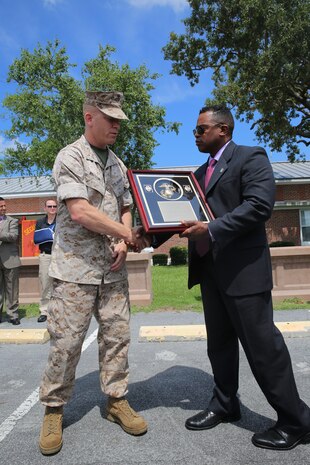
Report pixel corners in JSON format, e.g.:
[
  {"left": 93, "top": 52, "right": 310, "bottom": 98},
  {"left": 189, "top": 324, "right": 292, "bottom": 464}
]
[{"left": 127, "top": 169, "right": 214, "bottom": 233}]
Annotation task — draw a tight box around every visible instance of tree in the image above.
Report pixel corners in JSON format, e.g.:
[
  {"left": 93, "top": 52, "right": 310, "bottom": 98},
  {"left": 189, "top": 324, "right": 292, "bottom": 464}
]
[
  {"left": 163, "top": 0, "right": 310, "bottom": 161},
  {"left": 2, "top": 40, "right": 84, "bottom": 175},
  {"left": 1, "top": 41, "right": 180, "bottom": 175},
  {"left": 83, "top": 45, "right": 180, "bottom": 169}
]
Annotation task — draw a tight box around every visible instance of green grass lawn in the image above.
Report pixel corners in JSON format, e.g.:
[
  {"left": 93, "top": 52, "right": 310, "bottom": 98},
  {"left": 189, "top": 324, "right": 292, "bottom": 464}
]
[
  {"left": 131, "top": 265, "right": 310, "bottom": 313},
  {"left": 4, "top": 265, "right": 310, "bottom": 319},
  {"left": 132, "top": 265, "right": 203, "bottom": 313}
]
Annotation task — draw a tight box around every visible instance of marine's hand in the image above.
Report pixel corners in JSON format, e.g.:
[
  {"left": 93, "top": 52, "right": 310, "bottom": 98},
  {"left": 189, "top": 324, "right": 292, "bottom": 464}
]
[
  {"left": 110, "top": 241, "right": 128, "bottom": 272},
  {"left": 126, "top": 226, "right": 152, "bottom": 252},
  {"left": 179, "top": 220, "right": 209, "bottom": 240}
]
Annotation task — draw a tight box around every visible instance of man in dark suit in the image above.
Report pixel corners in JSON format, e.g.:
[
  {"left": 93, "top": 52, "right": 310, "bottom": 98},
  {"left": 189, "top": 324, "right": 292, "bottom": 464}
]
[
  {"left": 0, "top": 197, "right": 21, "bottom": 325},
  {"left": 178, "top": 106, "right": 310, "bottom": 450},
  {"left": 136, "top": 105, "right": 310, "bottom": 450}
]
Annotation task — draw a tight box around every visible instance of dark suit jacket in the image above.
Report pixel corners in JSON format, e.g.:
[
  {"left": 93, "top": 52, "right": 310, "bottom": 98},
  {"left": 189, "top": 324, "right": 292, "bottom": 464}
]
[
  {"left": 188, "top": 141, "right": 275, "bottom": 296},
  {"left": 0, "top": 216, "right": 21, "bottom": 269}
]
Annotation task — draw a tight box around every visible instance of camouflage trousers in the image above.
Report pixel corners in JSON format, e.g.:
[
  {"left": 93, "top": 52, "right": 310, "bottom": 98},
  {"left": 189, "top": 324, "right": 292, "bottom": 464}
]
[{"left": 40, "top": 278, "right": 130, "bottom": 407}]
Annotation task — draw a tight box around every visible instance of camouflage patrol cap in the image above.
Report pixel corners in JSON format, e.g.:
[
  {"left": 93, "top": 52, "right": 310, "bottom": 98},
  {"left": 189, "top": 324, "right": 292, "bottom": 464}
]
[{"left": 84, "top": 91, "right": 128, "bottom": 120}]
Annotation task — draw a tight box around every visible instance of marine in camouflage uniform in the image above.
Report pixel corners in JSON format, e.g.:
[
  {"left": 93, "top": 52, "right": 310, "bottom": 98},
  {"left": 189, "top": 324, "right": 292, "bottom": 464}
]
[{"left": 39, "top": 91, "right": 147, "bottom": 456}]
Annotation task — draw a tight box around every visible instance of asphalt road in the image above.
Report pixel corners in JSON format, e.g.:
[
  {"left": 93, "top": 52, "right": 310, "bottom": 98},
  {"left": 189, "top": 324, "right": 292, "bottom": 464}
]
[{"left": 0, "top": 309, "right": 310, "bottom": 465}]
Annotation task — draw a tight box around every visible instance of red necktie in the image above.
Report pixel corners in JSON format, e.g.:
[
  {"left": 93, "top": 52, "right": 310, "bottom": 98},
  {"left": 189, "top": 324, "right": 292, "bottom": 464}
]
[
  {"left": 196, "top": 158, "right": 217, "bottom": 257},
  {"left": 204, "top": 157, "right": 217, "bottom": 190}
]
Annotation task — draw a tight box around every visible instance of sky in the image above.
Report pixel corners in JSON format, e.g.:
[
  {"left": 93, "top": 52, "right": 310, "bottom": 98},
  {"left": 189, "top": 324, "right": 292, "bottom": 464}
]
[{"left": 0, "top": 0, "right": 309, "bottom": 170}]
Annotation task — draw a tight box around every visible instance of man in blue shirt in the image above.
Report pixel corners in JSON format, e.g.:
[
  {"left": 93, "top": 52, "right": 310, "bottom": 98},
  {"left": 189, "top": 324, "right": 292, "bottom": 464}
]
[{"left": 34, "top": 199, "right": 57, "bottom": 323}]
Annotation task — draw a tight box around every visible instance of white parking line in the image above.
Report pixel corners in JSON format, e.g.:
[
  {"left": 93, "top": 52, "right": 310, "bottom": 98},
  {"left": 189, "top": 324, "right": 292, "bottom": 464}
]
[{"left": 0, "top": 328, "right": 98, "bottom": 443}]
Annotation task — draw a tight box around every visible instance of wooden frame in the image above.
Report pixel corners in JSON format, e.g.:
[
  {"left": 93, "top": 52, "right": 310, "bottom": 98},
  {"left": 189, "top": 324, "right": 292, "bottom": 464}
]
[{"left": 127, "top": 169, "right": 214, "bottom": 233}]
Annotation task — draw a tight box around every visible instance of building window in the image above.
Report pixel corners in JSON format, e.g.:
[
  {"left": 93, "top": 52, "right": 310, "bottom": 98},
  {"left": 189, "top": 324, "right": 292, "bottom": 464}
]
[{"left": 300, "top": 210, "right": 310, "bottom": 245}]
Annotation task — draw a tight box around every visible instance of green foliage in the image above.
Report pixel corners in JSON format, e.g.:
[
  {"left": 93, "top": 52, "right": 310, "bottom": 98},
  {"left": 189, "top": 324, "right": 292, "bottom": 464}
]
[
  {"left": 1, "top": 41, "right": 180, "bottom": 175},
  {"left": 269, "top": 240, "right": 295, "bottom": 247},
  {"left": 163, "top": 0, "right": 310, "bottom": 161},
  {"left": 2, "top": 303, "right": 39, "bottom": 320},
  {"left": 2, "top": 39, "right": 84, "bottom": 175},
  {"left": 170, "top": 246, "right": 188, "bottom": 265},
  {"left": 274, "top": 297, "right": 310, "bottom": 310},
  {"left": 83, "top": 45, "right": 180, "bottom": 170},
  {"left": 152, "top": 253, "right": 168, "bottom": 266},
  {"left": 132, "top": 265, "right": 202, "bottom": 312}
]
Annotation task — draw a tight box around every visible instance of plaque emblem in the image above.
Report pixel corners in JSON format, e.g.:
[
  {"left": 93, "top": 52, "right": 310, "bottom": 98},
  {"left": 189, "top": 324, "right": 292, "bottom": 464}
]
[{"left": 154, "top": 178, "right": 183, "bottom": 200}]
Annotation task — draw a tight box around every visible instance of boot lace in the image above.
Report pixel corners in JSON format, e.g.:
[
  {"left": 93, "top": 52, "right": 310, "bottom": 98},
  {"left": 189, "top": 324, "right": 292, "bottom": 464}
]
[
  {"left": 116, "top": 399, "right": 139, "bottom": 418},
  {"left": 45, "top": 412, "right": 62, "bottom": 435}
]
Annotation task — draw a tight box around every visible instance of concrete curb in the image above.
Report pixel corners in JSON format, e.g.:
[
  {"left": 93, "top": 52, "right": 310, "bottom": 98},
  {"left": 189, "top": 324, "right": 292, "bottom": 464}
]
[
  {"left": 139, "top": 321, "right": 310, "bottom": 342},
  {"left": 0, "top": 328, "right": 50, "bottom": 344},
  {"left": 0, "top": 321, "right": 309, "bottom": 344}
]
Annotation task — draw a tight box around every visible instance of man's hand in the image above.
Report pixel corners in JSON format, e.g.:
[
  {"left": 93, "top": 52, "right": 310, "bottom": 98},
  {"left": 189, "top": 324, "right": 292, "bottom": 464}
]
[
  {"left": 180, "top": 220, "right": 209, "bottom": 241},
  {"left": 110, "top": 241, "right": 128, "bottom": 272},
  {"left": 126, "top": 226, "right": 152, "bottom": 252}
]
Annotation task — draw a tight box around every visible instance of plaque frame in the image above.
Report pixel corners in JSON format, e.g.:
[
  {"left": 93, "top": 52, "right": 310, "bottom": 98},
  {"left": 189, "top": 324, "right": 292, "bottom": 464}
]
[{"left": 127, "top": 169, "right": 214, "bottom": 233}]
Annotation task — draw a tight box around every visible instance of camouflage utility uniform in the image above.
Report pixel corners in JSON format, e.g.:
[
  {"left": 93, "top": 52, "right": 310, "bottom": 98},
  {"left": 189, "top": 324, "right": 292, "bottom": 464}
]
[{"left": 40, "top": 135, "right": 133, "bottom": 406}]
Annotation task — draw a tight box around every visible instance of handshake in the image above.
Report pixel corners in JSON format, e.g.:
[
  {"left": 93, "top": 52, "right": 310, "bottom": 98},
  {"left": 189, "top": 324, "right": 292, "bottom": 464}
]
[
  {"left": 124, "top": 220, "right": 209, "bottom": 252},
  {"left": 126, "top": 226, "right": 152, "bottom": 253}
]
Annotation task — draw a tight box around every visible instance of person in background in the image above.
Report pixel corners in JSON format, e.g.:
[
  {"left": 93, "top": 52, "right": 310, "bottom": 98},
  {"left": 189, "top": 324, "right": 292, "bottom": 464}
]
[
  {"left": 34, "top": 199, "right": 57, "bottom": 323},
  {"left": 0, "top": 197, "right": 21, "bottom": 325},
  {"left": 38, "top": 91, "right": 146, "bottom": 456}
]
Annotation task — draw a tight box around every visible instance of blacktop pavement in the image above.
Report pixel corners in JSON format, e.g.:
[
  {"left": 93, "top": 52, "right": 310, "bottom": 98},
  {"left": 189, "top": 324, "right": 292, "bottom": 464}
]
[{"left": 0, "top": 308, "right": 309, "bottom": 465}]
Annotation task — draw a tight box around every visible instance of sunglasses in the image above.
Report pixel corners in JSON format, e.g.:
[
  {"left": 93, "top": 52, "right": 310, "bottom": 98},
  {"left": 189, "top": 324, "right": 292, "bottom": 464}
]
[
  {"left": 192, "top": 123, "right": 222, "bottom": 135},
  {"left": 46, "top": 205, "right": 57, "bottom": 208}
]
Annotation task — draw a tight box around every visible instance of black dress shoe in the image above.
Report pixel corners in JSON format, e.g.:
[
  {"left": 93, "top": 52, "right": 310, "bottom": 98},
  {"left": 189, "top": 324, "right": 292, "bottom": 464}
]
[
  {"left": 10, "top": 318, "right": 21, "bottom": 325},
  {"left": 252, "top": 426, "right": 310, "bottom": 450},
  {"left": 185, "top": 409, "right": 241, "bottom": 431},
  {"left": 37, "top": 315, "right": 47, "bottom": 323}
]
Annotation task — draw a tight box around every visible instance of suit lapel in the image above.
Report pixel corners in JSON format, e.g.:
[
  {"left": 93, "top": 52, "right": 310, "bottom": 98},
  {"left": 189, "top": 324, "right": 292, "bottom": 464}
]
[
  {"left": 0, "top": 217, "right": 9, "bottom": 246},
  {"left": 195, "top": 162, "right": 208, "bottom": 192},
  {"left": 0, "top": 217, "right": 9, "bottom": 233}
]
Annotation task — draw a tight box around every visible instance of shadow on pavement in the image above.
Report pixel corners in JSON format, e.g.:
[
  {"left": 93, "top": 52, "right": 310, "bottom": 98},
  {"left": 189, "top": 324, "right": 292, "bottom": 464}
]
[{"left": 64, "top": 365, "right": 273, "bottom": 434}]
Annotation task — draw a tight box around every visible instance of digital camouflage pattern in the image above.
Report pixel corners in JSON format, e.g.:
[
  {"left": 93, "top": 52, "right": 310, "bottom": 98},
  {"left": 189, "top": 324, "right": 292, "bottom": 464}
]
[
  {"left": 40, "top": 133, "right": 132, "bottom": 406},
  {"left": 40, "top": 279, "right": 130, "bottom": 404},
  {"left": 84, "top": 91, "right": 128, "bottom": 120},
  {"left": 49, "top": 135, "right": 133, "bottom": 285}
]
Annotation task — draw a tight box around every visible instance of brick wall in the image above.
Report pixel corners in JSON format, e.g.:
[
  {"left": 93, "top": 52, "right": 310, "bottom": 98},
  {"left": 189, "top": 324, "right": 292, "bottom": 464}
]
[
  {"left": 266, "top": 210, "right": 300, "bottom": 245},
  {"left": 153, "top": 235, "right": 188, "bottom": 256},
  {"left": 276, "top": 184, "right": 310, "bottom": 201},
  {"left": 5, "top": 197, "right": 57, "bottom": 215}
]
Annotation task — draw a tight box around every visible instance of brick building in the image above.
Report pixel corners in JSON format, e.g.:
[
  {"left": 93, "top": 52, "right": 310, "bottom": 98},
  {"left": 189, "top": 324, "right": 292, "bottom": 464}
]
[
  {"left": 0, "top": 176, "right": 56, "bottom": 217},
  {"left": 0, "top": 161, "right": 310, "bottom": 256}
]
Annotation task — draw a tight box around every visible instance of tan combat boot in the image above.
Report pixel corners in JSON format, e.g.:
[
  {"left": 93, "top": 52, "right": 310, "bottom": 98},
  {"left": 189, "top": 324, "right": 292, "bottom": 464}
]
[
  {"left": 106, "top": 398, "right": 148, "bottom": 435},
  {"left": 39, "top": 406, "right": 63, "bottom": 455}
]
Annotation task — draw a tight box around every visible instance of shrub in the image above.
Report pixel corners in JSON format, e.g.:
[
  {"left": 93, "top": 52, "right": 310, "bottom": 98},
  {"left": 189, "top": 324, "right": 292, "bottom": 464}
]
[
  {"left": 170, "top": 246, "right": 188, "bottom": 265},
  {"left": 269, "top": 241, "right": 295, "bottom": 247},
  {"left": 282, "top": 297, "right": 304, "bottom": 305},
  {"left": 152, "top": 253, "right": 168, "bottom": 266}
]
